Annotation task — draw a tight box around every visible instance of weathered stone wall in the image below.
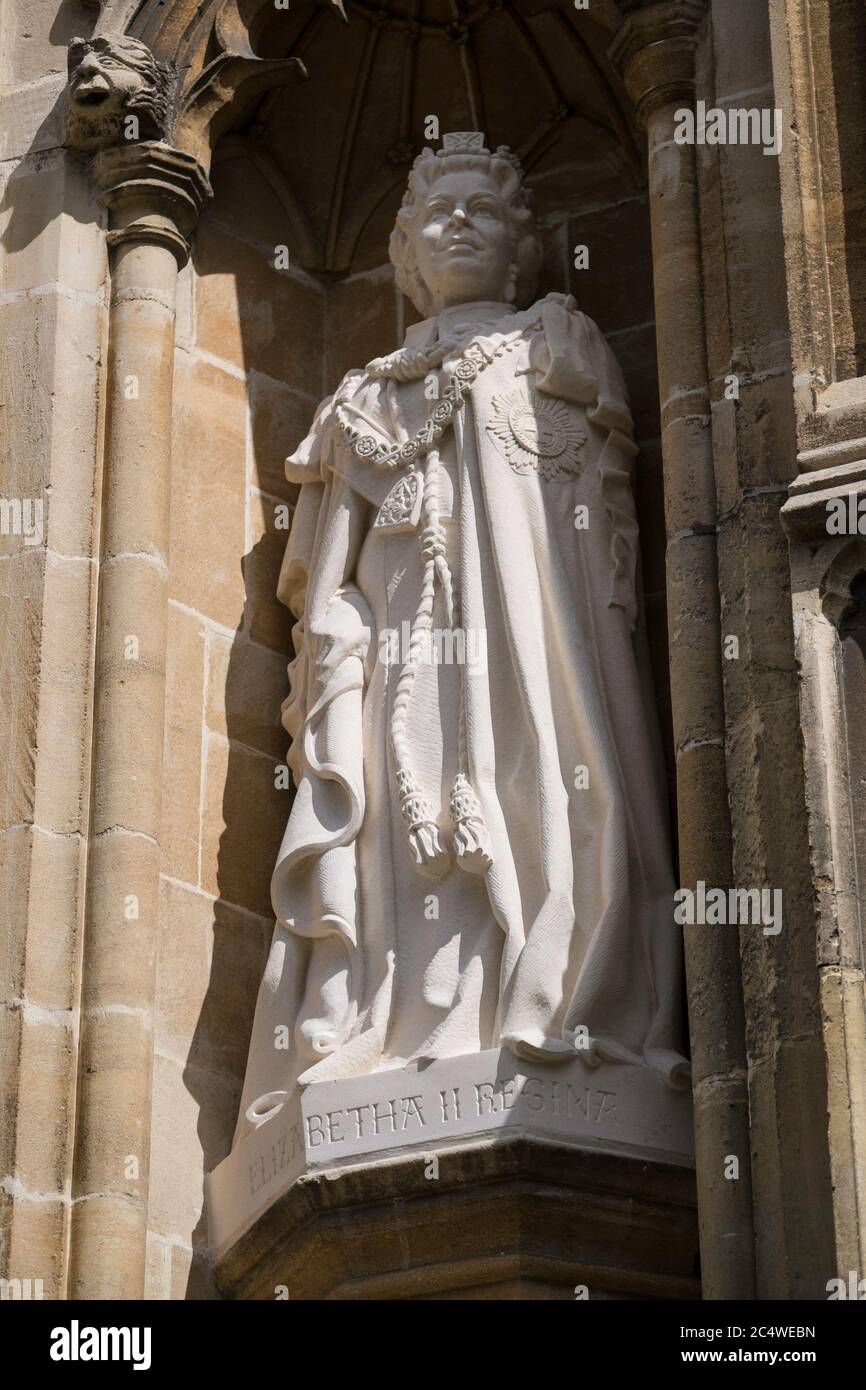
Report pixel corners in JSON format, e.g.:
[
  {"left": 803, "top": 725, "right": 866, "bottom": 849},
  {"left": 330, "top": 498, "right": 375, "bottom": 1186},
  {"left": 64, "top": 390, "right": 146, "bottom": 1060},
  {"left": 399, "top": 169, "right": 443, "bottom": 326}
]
[
  {"left": 773, "top": 0, "right": 866, "bottom": 1287},
  {"left": 0, "top": 1, "right": 105, "bottom": 1298},
  {"left": 700, "top": 0, "right": 835, "bottom": 1296}
]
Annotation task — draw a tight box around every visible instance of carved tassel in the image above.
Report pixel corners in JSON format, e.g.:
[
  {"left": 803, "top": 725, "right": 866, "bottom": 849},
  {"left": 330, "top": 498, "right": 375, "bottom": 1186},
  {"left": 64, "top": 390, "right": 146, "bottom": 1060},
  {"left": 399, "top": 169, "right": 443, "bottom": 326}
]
[
  {"left": 397, "top": 769, "right": 451, "bottom": 878},
  {"left": 450, "top": 773, "right": 493, "bottom": 874}
]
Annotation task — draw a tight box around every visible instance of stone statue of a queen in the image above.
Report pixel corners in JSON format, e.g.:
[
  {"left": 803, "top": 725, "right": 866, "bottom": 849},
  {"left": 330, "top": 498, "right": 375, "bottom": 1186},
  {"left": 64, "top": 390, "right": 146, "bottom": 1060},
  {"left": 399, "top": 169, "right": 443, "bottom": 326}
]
[{"left": 234, "top": 132, "right": 687, "bottom": 1142}]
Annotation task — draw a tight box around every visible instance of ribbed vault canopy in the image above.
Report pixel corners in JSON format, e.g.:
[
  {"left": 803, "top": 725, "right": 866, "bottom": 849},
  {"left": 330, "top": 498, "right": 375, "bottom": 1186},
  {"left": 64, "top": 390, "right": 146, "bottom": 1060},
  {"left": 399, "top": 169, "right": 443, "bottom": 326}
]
[{"left": 211, "top": 0, "right": 642, "bottom": 273}]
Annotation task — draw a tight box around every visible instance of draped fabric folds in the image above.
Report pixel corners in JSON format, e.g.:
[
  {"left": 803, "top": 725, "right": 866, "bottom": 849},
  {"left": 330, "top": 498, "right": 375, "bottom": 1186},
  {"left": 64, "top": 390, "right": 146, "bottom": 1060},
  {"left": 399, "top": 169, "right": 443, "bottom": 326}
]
[{"left": 233, "top": 294, "right": 687, "bottom": 1145}]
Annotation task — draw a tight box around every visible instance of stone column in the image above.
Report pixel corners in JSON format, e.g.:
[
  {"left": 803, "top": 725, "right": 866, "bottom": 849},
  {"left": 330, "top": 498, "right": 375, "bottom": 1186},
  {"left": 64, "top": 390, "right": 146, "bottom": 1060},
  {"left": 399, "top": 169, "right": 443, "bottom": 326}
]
[
  {"left": 781, "top": 473, "right": 866, "bottom": 1282},
  {"left": 610, "top": 0, "right": 756, "bottom": 1300},
  {"left": 770, "top": 0, "right": 866, "bottom": 1289},
  {"left": 69, "top": 141, "right": 209, "bottom": 1299}
]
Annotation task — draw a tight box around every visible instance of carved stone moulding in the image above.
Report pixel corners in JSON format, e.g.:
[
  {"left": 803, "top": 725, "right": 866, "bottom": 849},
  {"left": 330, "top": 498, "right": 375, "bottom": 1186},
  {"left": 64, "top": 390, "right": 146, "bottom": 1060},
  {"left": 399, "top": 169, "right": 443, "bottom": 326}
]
[
  {"left": 208, "top": 1048, "right": 695, "bottom": 1299},
  {"left": 608, "top": 0, "right": 708, "bottom": 125},
  {"left": 213, "top": 1139, "right": 699, "bottom": 1301},
  {"left": 781, "top": 457, "right": 866, "bottom": 548},
  {"left": 64, "top": 14, "right": 310, "bottom": 170},
  {"left": 92, "top": 139, "right": 213, "bottom": 263}
]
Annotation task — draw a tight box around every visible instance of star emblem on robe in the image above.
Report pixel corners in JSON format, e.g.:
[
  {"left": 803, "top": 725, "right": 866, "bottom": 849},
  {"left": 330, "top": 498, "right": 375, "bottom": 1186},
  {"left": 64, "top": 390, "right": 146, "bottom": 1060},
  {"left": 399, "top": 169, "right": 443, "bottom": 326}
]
[{"left": 487, "top": 388, "right": 586, "bottom": 480}]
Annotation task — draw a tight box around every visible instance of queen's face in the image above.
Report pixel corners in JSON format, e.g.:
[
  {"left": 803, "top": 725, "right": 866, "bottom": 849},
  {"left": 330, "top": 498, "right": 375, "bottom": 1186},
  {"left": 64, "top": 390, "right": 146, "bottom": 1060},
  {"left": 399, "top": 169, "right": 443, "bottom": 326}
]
[{"left": 412, "top": 170, "right": 514, "bottom": 314}]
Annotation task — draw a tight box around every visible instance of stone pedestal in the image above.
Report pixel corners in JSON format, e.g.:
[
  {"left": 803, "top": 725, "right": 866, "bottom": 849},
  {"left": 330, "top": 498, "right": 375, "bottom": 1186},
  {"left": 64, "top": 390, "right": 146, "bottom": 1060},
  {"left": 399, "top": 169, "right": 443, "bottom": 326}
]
[{"left": 208, "top": 1050, "right": 697, "bottom": 1299}]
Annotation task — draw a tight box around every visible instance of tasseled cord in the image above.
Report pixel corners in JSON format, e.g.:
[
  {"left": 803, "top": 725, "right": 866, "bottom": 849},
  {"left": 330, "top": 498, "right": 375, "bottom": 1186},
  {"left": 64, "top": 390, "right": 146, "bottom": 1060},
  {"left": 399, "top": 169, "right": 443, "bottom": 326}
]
[
  {"left": 389, "top": 440, "right": 493, "bottom": 878},
  {"left": 450, "top": 719, "right": 493, "bottom": 876}
]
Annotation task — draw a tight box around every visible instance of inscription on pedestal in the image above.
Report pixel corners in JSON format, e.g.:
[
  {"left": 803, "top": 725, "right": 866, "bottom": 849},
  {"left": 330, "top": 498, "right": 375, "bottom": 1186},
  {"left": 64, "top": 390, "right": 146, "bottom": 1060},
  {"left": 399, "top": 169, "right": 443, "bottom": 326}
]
[
  {"left": 247, "top": 1121, "right": 305, "bottom": 1202},
  {"left": 208, "top": 1049, "right": 693, "bottom": 1257},
  {"left": 303, "top": 1074, "right": 619, "bottom": 1156}
]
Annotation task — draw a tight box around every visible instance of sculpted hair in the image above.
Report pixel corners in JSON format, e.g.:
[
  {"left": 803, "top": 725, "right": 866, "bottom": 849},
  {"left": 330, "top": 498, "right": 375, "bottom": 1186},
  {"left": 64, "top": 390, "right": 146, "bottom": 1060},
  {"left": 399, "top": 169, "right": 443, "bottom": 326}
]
[{"left": 390, "top": 146, "right": 543, "bottom": 316}]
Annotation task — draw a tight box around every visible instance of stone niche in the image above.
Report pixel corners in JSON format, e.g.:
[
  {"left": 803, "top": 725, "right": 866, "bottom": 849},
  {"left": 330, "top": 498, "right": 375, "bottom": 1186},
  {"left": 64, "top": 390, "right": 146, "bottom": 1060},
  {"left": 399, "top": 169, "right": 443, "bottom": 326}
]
[{"left": 158, "top": 0, "right": 696, "bottom": 1298}]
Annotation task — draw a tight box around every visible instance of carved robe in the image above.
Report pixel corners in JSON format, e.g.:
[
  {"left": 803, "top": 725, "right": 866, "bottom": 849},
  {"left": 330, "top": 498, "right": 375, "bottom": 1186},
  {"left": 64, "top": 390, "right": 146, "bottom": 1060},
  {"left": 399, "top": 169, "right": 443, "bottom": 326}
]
[{"left": 234, "top": 294, "right": 687, "bottom": 1141}]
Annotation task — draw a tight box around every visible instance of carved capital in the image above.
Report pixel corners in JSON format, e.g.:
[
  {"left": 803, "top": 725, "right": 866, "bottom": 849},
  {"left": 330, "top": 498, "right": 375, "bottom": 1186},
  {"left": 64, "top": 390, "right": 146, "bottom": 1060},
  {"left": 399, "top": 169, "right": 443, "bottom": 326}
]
[
  {"left": 92, "top": 141, "right": 212, "bottom": 267},
  {"left": 608, "top": 0, "right": 708, "bottom": 128},
  {"left": 66, "top": 34, "right": 175, "bottom": 152}
]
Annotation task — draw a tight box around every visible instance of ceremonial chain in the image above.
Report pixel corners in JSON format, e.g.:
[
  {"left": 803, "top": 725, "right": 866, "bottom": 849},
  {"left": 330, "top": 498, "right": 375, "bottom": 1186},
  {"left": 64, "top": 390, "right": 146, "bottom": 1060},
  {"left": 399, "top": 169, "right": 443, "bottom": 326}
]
[{"left": 334, "top": 327, "right": 531, "bottom": 472}]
